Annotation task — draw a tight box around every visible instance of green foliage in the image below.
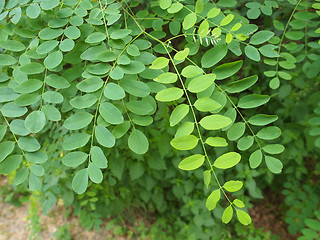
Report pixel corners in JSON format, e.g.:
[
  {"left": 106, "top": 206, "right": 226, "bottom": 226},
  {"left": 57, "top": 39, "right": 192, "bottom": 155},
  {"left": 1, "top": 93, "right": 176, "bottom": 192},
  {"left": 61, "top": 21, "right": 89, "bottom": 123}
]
[
  {"left": 283, "top": 179, "right": 320, "bottom": 235},
  {"left": 298, "top": 211, "right": 320, "bottom": 240},
  {"left": 0, "top": 0, "right": 319, "bottom": 236}
]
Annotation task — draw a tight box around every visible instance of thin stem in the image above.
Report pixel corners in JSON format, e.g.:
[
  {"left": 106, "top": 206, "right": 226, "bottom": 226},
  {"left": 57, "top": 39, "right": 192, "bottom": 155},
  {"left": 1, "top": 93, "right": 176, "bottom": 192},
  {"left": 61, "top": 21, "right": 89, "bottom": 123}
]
[
  {"left": 88, "top": 32, "right": 144, "bottom": 162},
  {"left": 98, "top": 0, "right": 110, "bottom": 40},
  {"left": 275, "top": 0, "right": 303, "bottom": 73},
  {"left": 156, "top": 37, "right": 232, "bottom": 204},
  {"left": 1, "top": 114, "right": 30, "bottom": 168}
]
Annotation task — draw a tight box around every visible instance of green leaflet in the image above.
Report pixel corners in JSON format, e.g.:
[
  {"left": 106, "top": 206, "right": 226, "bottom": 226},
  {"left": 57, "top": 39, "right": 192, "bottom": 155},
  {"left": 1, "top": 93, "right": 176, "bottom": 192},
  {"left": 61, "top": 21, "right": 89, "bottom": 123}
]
[
  {"left": 214, "top": 152, "right": 241, "bottom": 169},
  {"left": 222, "top": 205, "right": 233, "bottom": 224},
  {"left": 207, "top": 8, "right": 220, "bottom": 18},
  {"left": 225, "top": 75, "right": 258, "bottom": 93},
  {"left": 128, "top": 129, "right": 149, "bottom": 154},
  {"left": 203, "top": 170, "right": 211, "bottom": 188},
  {"left": 170, "top": 135, "right": 199, "bottom": 151},
  {"left": 199, "top": 115, "right": 232, "bottom": 130},
  {"left": 72, "top": 169, "right": 88, "bottom": 194},
  {"left": 70, "top": 94, "right": 97, "bottom": 109},
  {"left": 0, "top": 155, "right": 22, "bottom": 174},
  {"left": 169, "top": 104, "right": 189, "bottom": 127},
  {"left": 187, "top": 74, "right": 216, "bottom": 93},
  {"left": 248, "top": 114, "right": 278, "bottom": 126},
  {"left": 14, "top": 79, "right": 43, "bottom": 93},
  {"left": 14, "top": 168, "right": 29, "bottom": 185},
  {"left": 88, "top": 163, "right": 103, "bottom": 184},
  {"left": 244, "top": 45, "right": 261, "bottom": 62},
  {"left": 0, "top": 54, "right": 17, "bottom": 66},
  {"left": 26, "top": 3, "right": 41, "bottom": 19},
  {"left": 150, "top": 57, "right": 169, "bottom": 69},
  {"left": 29, "top": 173, "right": 41, "bottom": 191},
  {"left": 25, "top": 111, "right": 46, "bottom": 133},
  {"left": 62, "top": 151, "right": 88, "bottom": 168},
  {"left": 250, "top": 30, "right": 274, "bottom": 45},
  {"left": 265, "top": 156, "right": 283, "bottom": 173},
  {"left": 198, "top": 20, "right": 209, "bottom": 38},
  {"left": 227, "top": 122, "right": 245, "bottom": 141},
  {"left": 249, "top": 149, "right": 263, "bottom": 169},
  {"left": 212, "top": 61, "right": 243, "bottom": 80},
  {"left": 263, "top": 144, "right": 285, "bottom": 154},
  {"left": 1, "top": 102, "right": 27, "bottom": 117},
  {"left": 178, "top": 154, "right": 205, "bottom": 171},
  {"left": 126, "top": 101, "right": 153, "bottom": 115},
  {"left": 0, "top": 40, "right": 25, "bottom": 52},
  {"left": 175, "top": 122, "right": 194, "bottom": 138},
  {"left": 206, "top": 189, "right": 221, "bottom": 211},
  {"left": 154, "top": 72, "right": 178, "bottom": 84},
  {"left": 174, "top": 48, "right": 190, "bottom": 61},
  {"left": 25, "top": 152, "right": 48, "bottom": 164},
  {"left": 205, "top": 137, "right": 228, "bottom": 147},
  {"left": 223, "top": 180, "right": 243, "bottom": 192},
  {"left": 155, "top": 87, "right": 184, "bottom": 102},
  {"left": 220, "top": 14, "right": 234, "bottom": 26},
  {"left": 194, "top": 97, "right": 221, "bottom": 112},
  {"left": 63, "top": 112, "right": 93, "bottom": 131},
  {"left": 44, "top": 50, "right": 63, "bottom": 69},
  {"left": 45, "top": 74, "right": 70, "bottom": 89},
  {"left": 257, "top": 126, "right": 281, "bottom": 140},
  {"left": 181, "top": 65, "right": 204, "bottom": 78},
  {"left": 104, "top": 83, "right": 125, "bottom": 100},
  {"left": 95, "top": 126, "right": 115, "bottom": 148},
  {"left": 39, "top": 28, "right": 63, "bottom": 40},
  {"left": 9, "top": 120, "right": 30, "bottom": 136},
  {"left": 237, "top": 136, "right": 254, "bottom": 151},
  {"left": 41, "top": 105, "right": 61, "bottom": 121},
  {"left": 183, "top": 13, "right": 197, "bottom": 30},
  {"left": 167, "top": 3, "right": 183, "bottom": 13},
  {"left": 0, "top": 141, "right": 15, "bottom": 163},
  {"left": 120, "top": 79, "right": 150, "bottom": 97},
  {"left": 233, "top": 199, "right": 245, "bottom": 208},
  {"left": 238, "top": 94, "right": 270, "bottom": 109},
  {"left": 99, "top": 102, "right": 124, "bottom": 125},
  {"left": 201, "top": 44, "right": 228, "bottom": 68},
  {"left": 0, "top": 88, "right": 19, "bottom": 103},
  {"left": 112, "top": 121, "right": 131, "bottom": 139},
  {"left": 42, "top": 91, "right": 63, "bottom": 104},
  {"left": 160, "top": 0, "right": 172, "bottom": 9},
  {"left": 37, "top": 40, "right": 59, "bottom": 54},
  {"left": 77, "top": 77, "right": 104, "bottom": 93},
  {"left": 30, "top": 165, "right": 44, "bottom": 177},
  {"left": 20, "top": 63, "right": 45, "bottom": 74},
  {"left": 236, "top": 209, "right": 252, "bottom": 225},
  {"left": 91, "top": 146, "right": 108, "bottom": 169},
  {"left": 63, "top": 133, "right": 91, "bottom": 151},
  {"left": 18, "top": 136, "right": 40, "bottom": 152},
  {"left": 110, "top": 29, "right": 131, "bottom": 39}
]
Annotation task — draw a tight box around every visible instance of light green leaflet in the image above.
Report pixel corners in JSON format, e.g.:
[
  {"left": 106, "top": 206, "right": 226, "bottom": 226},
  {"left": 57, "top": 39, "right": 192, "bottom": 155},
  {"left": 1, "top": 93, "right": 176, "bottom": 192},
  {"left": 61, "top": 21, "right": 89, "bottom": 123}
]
[
  {"left": 199, "top": 115, "right": 232, "bottom": 130},
  {"left": 206, "top": 189, "right": 220, "bottom": 211},
  {"left": 170, "top": 135, "right": 199, "bottom": 151},
  {"left": 187, "top": 74, "right": 216, "bottom": 93},
  {"left": 155, "top": 87, "right": 184, "bottom": 102},
  {"left": 213, "top": 152, "right": 241, "bottom": 169},
  {"left": 150, "top": 57, "right": 169, "bottom": 69},
  {"left": 178, "top": 154, "right": 205, "bottom": 171}
]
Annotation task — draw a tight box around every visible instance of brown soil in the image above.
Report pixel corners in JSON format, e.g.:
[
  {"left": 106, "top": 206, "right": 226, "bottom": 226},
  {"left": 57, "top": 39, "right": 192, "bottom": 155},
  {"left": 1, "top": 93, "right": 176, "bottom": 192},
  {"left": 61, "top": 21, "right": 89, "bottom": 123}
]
[{"left": 249, "top": 188, "right": 297, "bottom": 240}]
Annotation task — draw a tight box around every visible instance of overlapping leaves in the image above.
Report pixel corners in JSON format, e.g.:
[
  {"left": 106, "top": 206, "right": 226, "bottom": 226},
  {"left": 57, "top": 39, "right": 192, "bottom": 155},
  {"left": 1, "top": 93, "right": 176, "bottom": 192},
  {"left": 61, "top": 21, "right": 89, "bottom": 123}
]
[{"left": 0, "top": 0, "right": 288, "bottom": 226}]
